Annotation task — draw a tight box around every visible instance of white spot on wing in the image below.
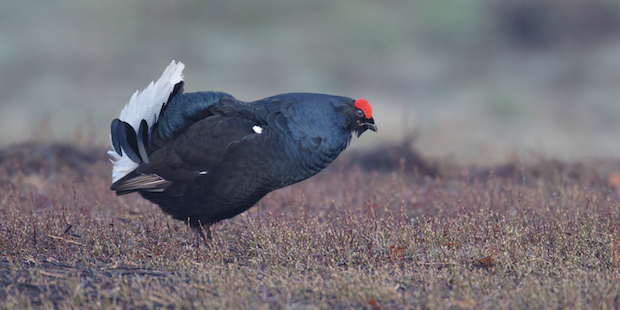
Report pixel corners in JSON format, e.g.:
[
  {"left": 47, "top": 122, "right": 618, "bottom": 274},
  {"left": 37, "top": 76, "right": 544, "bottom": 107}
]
[
  {"left": 199, "top": 171, "right": 208, "bottom": 175},
  {"left": 252, "top": 125, "right": 263, "bottom": 134}
]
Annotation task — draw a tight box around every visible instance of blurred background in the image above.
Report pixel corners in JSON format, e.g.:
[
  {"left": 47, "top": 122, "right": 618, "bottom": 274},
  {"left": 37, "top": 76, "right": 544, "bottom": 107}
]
[{"left": 1, "top": 0, "right": 620, "bottom": 165}]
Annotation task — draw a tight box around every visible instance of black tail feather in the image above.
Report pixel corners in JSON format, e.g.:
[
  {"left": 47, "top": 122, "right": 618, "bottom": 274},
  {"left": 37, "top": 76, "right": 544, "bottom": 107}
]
[
  {"left": 111, "top": 119, "right": 123, "bottom": 156},
  {"left": 111, "top": 118, "right": 151, "bottom": 165},
  {"left": 157, "top": 81, "right": 185, "bottom": 120},
  {"left": 137, "top": 119, "right": 150, "bottom": 164},
  {"left": 117, "top": 121, "right": 142, "bottom": 164},
  {"left": 168, "top": 81, "right": 185, "bottom": 106}
]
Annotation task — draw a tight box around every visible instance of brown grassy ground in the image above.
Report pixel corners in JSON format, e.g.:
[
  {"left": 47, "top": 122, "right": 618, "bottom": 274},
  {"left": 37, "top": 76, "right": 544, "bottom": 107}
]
[{"left": 1, "top": 143, "right": 620, "bottom": 309}]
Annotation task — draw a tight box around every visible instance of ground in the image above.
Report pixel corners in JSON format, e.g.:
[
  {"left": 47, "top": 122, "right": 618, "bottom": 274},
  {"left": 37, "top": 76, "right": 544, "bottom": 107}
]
[{"left": 1, "top": 143, "right": 620, "bottom": 309}]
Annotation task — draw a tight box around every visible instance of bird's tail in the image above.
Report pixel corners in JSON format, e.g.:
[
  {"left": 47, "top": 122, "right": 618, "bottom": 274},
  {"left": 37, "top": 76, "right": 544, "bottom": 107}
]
[{"left": 108, "top": 61, "right": 185, "bottom": 183}]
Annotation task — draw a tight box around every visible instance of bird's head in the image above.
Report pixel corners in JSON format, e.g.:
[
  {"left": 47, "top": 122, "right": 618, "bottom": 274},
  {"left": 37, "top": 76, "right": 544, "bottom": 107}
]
[{"left": 350, "top": 98, "right": 377, "bottom": 137}]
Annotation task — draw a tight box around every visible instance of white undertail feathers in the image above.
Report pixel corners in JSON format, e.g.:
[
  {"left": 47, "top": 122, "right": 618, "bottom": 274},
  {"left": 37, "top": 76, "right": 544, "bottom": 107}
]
[{"left": 109, "top": 61, "right": 185, "bottom": 183}]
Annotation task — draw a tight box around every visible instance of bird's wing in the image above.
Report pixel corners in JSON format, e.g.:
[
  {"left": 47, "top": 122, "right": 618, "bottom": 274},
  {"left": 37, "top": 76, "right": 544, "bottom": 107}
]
[
  {"left": 150, "top": 115, "right": 260, "bottom": 173},
  {"left": 112, "top": 112, "right": 263, "bottom": 191}
]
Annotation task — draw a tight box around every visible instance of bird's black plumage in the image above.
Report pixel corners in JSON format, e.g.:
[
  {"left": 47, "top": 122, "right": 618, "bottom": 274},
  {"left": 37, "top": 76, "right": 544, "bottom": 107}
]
[{"left": 109, "top": 62, "right": 376, "bottom": 242}]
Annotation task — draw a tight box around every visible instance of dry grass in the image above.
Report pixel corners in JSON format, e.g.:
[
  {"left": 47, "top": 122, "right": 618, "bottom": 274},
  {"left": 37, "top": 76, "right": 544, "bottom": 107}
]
[{"left": 1, "top": 143, "right": 620, "bottom": 309}]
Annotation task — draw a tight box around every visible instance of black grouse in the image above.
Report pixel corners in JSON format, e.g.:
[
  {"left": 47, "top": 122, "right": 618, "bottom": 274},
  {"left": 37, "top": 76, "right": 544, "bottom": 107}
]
[{"left": 109, "top": 61, "right": 376, "bottom": 241}]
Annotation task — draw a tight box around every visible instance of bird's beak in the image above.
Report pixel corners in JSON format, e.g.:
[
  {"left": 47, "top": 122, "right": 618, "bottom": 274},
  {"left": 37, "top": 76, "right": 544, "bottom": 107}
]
[
  {"left": 362, "top": 117, "right": 377, "bottom": 132},
  {"left": 356, "top": 117, "right": 377, "bottom": 137}
]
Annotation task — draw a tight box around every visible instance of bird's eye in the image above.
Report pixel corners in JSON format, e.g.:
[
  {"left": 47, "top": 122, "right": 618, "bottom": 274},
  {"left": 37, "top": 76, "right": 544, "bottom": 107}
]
[{"left": 356, "top": 109, "right": 365, "bottom": 117}]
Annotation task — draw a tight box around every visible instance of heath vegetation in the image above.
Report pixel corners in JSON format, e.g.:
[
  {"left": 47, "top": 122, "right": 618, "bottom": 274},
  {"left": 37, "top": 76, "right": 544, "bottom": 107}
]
[{"left": 1, "top": 142, "right": 619, "bottom": 309}]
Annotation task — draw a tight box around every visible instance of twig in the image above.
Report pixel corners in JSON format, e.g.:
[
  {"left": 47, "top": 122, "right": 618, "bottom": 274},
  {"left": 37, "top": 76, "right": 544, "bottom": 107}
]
[{"left": 47, "top": 235, "right": 85, "bottom": 246}]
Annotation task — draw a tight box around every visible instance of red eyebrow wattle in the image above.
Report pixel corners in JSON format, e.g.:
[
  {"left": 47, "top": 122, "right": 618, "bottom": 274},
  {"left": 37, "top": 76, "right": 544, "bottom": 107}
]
[{"left": 354, "top": 99, "right": 372, "bottom": 119}]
